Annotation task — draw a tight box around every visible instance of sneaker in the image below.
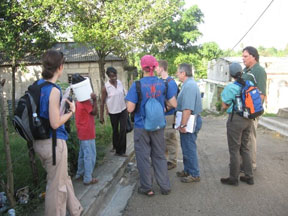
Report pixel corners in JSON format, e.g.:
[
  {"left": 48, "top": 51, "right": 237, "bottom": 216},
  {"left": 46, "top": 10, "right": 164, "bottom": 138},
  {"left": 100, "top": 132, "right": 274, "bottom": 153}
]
[
  {"left": 161, "top": 189, "right": 171, "bottom": 195},
  {"left": 176, "top": 170, "right": 188, "bottom": 177},
  {"left": 220, "top": 177, "right": 239, "bottom": 186},
  {"left": 240, "top": 176, "right": 254, "bottom": 185},
  {"left": 181, "top": 175, "right": 200, "bottom": 183},
  {"left": 167, "top": 162, "right": 176, "bottom": 170}
]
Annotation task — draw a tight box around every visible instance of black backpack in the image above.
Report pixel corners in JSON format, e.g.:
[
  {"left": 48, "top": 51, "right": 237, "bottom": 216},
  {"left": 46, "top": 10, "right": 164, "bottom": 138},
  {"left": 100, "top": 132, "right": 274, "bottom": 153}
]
[{"left": 13, "top": 81, "right": 58, "bottom": 165}]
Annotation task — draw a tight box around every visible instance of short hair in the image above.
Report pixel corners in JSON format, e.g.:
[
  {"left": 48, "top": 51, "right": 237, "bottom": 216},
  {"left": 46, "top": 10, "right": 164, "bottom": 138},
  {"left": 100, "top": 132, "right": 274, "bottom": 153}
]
[
  {"left": 178, "top": 63, "right": 193, "bottom": 77},
  {"left": 243, "top": 46, "right": 259, "bottom": 62},
  {"left": 158, "top": 60, "right": 168, "bottom": 71},
  {"left": 106, "top": 67, "right": 117, "bottom": 76},
  {"left": 42, "top": 50, "right": 65, "bottom": 79}
]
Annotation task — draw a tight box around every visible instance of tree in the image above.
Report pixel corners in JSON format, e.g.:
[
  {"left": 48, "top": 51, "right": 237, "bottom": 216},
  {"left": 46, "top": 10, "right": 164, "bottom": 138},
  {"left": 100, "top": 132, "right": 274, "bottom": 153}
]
[
  {"left": 0, "top": 0, "right": 65, "bottom": 113},
  {"left": 68, "top": 0, "right": 180, "bottom": 91}
]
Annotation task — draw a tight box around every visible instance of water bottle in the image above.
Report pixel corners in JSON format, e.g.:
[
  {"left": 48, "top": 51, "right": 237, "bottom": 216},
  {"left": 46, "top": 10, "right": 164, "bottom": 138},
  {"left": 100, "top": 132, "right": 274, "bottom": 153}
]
[
  {"left": 8, "top": 208, "right": 15, "bottom": 216},
  {"left": 33, "top": 113, "right": 41, "bottom": 127},
  {"left": 235, "top": 95, "right": 243, "bottom": 112}
]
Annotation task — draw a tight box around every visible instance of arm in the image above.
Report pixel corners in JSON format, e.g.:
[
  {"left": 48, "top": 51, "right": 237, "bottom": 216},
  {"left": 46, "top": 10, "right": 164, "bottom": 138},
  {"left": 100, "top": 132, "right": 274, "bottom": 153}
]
[
  {"left": 222, "top": 102, "right": 229, "bottom": 110},
  {"left": 166, "top": 96, "right": 177, "bottom": 109},
  {"left": 127, "top": 101, "right": 136, "bottom": 113},
  {"left": 90, "top": 93, "right": 98, "bottom": 116},
  {"left": 100, "top": 87, "right": 107, "bottom": 124},
  {"left": 49, "top": 87, "right": 74, "bottom": 129},
  {"left": 178, "top": 109, "right": 191, "bottom": 133}
]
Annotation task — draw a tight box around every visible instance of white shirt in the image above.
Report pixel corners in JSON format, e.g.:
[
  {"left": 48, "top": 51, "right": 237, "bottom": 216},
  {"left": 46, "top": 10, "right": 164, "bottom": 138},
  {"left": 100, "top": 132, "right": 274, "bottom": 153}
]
[{"left": 105, "top": 80, "right": 126, "bottom": 114}]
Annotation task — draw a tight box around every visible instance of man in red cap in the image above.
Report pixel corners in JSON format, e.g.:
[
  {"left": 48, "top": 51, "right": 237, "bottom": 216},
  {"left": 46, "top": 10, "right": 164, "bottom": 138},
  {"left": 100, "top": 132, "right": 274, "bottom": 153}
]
[{"left": 126, "top": 55, "right": 177, "bottom": 196}]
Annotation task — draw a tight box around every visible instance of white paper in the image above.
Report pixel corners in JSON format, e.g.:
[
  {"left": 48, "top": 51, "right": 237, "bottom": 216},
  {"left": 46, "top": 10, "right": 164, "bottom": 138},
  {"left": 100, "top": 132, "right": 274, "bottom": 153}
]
[{"left": 174, "top": 111, "right": 196, "bottom": 133}]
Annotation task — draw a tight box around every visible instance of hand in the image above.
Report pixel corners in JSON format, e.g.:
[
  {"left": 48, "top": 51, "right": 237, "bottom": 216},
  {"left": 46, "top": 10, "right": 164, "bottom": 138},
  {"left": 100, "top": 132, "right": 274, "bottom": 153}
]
[
  {"left": 177, "top": 126, "right": 187, "bottom": 133},
  {"left": 91, "top": 93, "right": 97, "bottom": 101},
  {"left": 66, "top": 99, "right": 75, "bottom": 113}
]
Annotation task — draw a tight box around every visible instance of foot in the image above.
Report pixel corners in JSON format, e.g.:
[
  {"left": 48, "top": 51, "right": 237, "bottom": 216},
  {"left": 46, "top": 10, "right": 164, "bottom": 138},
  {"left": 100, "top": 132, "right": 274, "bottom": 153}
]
[
  {"left": 240, "top": 176, "right": 254, "bottom": 185},
  {"left": 83, "top": 178, "right": 99, "bottom": 185},
  {"left": 181, "top": 175, "right": 200, "bottom": 183},
  {"left": 137, "top": 187, "right": 155, "bottom": 197},
  {"left": 114, "top": 153, "right": 128, "bottom": 157},
  {"left": 220, "top": 177, "right": 239, "bottom": 186},
  {"left": 73, "top": 175, "right": 83, "bottom": 181},
  {"left": 176, "top": 170, "right": 188, "bottom": 177},
  {"left": 167, "top": 162, "right": 176, "bottom": 170},
  {"left": 161, "top": 189, "right": 171, "bottom": 195}
]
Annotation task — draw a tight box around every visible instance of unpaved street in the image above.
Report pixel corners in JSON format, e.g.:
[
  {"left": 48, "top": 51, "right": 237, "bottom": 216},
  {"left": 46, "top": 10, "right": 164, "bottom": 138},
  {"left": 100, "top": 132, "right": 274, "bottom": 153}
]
[{"left": 122, "top": 115, "right": 288, "bottom": 216}]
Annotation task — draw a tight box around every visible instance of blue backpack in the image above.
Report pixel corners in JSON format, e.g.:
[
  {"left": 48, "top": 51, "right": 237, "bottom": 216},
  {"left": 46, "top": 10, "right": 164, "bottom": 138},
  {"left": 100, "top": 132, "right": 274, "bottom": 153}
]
[{"left": 135, "top": 80, "right": 166, "bottom": 131}]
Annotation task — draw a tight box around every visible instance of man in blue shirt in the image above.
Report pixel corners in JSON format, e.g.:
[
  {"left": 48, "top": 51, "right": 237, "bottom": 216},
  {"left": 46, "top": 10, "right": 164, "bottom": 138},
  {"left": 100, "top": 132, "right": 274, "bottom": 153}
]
[
  {"left": 156, "top": 60, "right": 179, "bottom": 170},
  {"left": 175, "top": 63, "right": 202, "bottom": 183},
  {"left": 126, "top": 55, "right": 177, "bottom": 196}
]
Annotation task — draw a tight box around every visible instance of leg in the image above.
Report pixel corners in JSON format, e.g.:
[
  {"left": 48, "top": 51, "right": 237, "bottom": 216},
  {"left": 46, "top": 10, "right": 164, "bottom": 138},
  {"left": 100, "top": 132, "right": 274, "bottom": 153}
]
[
  {"left": 34, "top": 139, "right": 82, "bottom": 216},
  {"left": 134, "top": 128, "right": 153, "bottom": 191},
  {"left": 250, "top": 118, "right": 259, "bottom": 169},
  {"left": 109, "top": 113, "right": 121, "bottom": 154},
  {"left": 241, "top": 121, "right": 253, "bottom": 178},
  {"left": 165, "top": 128, "right": 178, "bottom": 166},
  {"left": 118, "top": 109, "right": 128, "bottom": 154},
  {"left": 82, "top": 139, "right": 96, "bottom": 184},
  {"left": 75, "top": 140, "right": 84, "bottom": 178},
  {"left": 150, "top": 129, "right": 171, "bottom": 192}
]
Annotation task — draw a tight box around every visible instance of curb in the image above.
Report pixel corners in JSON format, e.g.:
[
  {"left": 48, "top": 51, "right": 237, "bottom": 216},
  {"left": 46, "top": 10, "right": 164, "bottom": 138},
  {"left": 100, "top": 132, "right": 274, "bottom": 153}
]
[{"left": 259, "top": 117, "right": 288, "bottom": 137}]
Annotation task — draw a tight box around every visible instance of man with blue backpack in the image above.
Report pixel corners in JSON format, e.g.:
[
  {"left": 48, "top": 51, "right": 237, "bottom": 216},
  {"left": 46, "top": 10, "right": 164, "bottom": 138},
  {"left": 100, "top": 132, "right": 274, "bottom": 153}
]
[
  {"left": 126, "top": 55, "right": 177, "bottom": 196},
  {"left": 220, "top": 62, "right": 254, "bottom": 186}
]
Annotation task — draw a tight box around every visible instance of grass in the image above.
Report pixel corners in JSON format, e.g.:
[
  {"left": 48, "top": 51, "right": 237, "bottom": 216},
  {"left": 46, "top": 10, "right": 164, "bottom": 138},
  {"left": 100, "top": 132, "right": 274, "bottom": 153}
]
[{"left": 0, "top": 117, "right": 112, "bottom": 215}]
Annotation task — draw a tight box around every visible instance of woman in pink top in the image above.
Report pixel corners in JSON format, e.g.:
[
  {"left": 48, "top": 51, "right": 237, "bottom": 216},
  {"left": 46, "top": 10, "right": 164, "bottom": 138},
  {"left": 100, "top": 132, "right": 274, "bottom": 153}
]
[{"left": 100, "top": 67, "right": 128, "bottom": 156}]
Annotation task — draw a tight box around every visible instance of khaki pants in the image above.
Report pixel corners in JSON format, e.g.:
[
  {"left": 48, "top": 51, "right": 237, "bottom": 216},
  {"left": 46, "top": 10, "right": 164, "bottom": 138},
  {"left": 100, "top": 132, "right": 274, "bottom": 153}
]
[
  {"left": 250, "top": 118, "right": 259, "bottom": 169},
  {"left": 165, "top": 115, "right": 179, "bottom": 165},
  {"left": 34, "top": 139, "right": 83, "bottom": 216}
]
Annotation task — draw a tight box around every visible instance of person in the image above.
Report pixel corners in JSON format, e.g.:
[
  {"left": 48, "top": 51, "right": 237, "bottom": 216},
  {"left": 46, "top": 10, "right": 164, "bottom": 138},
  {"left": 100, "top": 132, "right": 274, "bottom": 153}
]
[
  {"left": 33, "top": 50, "right": 83, "bottom": 216},
  {"left": 242, "top": 46, "right": 267, "bottom": 170},
  {"left": 125, "top": 55, "right": 177, "bottom": 196},
  {"left": 100, "top": 67, "right": 128, "bottom": 156},
  {"left": 74, "top": 92, "right": 98, "bottom": 185},
  {"left": 155, "top": 60, "right": 179, "bottom": 170},
  {"left": 175, "top": 63, "right": 202, "bottom": 183},
  {"left": 220, "top": 62, "right": 254, "bottom": 186}
]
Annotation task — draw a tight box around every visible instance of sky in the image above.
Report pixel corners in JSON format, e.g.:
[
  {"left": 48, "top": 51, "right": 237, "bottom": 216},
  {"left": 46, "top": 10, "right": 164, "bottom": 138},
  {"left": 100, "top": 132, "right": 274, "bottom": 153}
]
[{"left": 185, "top": 0, "right": 288, "bottom": 51}]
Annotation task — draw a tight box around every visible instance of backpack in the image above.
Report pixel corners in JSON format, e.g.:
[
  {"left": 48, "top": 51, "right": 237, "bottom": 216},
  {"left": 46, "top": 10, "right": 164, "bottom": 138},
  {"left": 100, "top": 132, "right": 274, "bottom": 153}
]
[
  {"left": 13, "top": 80, "right": 58, "bottom": 165},
  {"left": 232, "top": 80, "right": 264, "bottom": 120},
  {"left": 135, "top": 80, "right": 166, "bottom": 131}
]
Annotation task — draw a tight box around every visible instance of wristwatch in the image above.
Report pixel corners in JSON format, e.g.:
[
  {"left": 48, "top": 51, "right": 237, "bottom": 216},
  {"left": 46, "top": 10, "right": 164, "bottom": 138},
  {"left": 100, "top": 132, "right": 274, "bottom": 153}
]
[{"left": 180, "top": 124, "right": 187, "bottom": 128}]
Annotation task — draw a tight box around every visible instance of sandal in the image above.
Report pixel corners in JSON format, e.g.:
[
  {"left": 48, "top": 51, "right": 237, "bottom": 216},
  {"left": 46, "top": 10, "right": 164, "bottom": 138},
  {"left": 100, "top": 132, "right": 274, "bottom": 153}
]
[
  {"left": 137, "top": 187, "right": 154, "bottom": 197},
  {"left": 83, "top": 178, "right": 98, "bottom": 185}
]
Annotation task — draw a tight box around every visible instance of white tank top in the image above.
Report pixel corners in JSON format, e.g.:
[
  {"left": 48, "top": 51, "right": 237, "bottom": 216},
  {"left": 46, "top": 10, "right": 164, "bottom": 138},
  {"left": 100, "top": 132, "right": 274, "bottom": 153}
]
[{"left": 105, "top": 80, "right": 126, "bottom": 114}]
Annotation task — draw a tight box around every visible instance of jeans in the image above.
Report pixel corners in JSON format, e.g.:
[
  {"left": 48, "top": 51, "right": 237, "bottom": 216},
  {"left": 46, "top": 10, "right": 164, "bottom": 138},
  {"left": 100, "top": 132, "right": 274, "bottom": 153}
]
[
  {"left": 76, "top": 139, "right": 96, "bottom": 184},
  {"left": 179, "top": 115, "right": 202, "bottom": 177}
]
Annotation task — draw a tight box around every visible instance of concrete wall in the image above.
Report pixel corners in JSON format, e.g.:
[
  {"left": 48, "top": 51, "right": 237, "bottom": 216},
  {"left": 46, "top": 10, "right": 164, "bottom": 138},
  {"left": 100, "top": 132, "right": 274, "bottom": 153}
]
[
  {"left": 207, "top": 59, "right": 230, "bottom": 82},
  {"left": 0, "top": 60, "right": 127, "bottom": 101}
]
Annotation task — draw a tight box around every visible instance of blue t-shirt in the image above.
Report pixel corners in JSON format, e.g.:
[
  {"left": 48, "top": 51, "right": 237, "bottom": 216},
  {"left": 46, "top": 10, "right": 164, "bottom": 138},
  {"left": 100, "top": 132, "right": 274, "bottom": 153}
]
[
  {"left": 177, "top": 78, "right": 202, "bottom": 115},
  {"left": 38, "top": 79, "right": 68, "bottom": 140},
  {"left": 221, "top": 83, "right": 241, "bottom": 114},
  {"left": 125, "top": 76, "right": 175, "bottom": 128},
  {"left": 164, "top": 76, "right": 178, "bottom": 116}
]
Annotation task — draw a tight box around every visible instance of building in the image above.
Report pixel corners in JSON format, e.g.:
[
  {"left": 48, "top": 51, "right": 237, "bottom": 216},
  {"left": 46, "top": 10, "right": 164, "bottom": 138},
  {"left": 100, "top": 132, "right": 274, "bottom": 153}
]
[{"left": 0, "top": 42, "right": 132, "bottom": 101}]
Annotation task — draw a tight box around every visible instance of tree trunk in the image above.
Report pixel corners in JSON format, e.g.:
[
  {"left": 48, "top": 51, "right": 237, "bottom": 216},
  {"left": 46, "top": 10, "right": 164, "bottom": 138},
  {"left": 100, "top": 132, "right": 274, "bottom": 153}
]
[
  {"left": 11, "top": 56, "right": 16, "bottom": 114},
  {"left": 27, "top": 141, "right": 39, "bottom": 186},
  {"left": 0, "top": 79, "right": 16, "bottom": 207},
  {"left": 98, "top": 55, "right": 106, "bottom": 92}
]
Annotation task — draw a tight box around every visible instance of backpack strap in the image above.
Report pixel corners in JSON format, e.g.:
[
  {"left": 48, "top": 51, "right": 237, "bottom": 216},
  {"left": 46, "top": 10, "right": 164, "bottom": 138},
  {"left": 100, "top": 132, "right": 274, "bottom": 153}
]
[
  {"left": 52, "top": 129, "right": 57, "bottom": 165},
  {"left": 135, "top": 81, "right": 141, "bottom": 113}
]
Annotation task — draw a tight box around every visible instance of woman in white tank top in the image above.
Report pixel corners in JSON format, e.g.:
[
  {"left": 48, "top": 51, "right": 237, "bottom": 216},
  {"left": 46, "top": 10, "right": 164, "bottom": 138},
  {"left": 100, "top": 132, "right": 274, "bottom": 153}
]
[{"left": 100, "top": 67, "right": 128, "bottom": 156}]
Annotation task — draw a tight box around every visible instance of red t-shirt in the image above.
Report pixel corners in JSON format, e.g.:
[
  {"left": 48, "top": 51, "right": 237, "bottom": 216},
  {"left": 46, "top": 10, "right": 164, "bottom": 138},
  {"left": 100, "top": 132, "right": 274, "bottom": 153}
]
[{"left": 75, "top": 100, "right": 95, "bottom": 140}]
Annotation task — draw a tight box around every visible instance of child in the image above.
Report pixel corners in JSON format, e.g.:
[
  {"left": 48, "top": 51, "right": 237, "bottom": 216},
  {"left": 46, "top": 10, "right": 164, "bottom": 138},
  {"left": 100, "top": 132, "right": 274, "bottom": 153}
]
[{"left": 75, "top": 93, "right": 98, "bottom": 185}]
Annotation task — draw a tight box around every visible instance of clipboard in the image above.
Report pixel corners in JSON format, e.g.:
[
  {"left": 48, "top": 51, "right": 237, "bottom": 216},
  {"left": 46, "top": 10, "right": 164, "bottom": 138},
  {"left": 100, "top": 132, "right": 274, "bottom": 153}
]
[{"left": 174, "top": 111, "right": 196, "bottom": 133}]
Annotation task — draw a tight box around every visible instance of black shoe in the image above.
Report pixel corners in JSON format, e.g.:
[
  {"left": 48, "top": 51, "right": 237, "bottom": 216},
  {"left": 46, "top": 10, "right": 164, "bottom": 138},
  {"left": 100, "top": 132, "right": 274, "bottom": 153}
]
[
  {"left": 240, "top": 176, "right": 254, "bottom": 185},
  {"left": 220, "top": 177, "right": 239, "bottom": 186},
  {"left": 161, "top": 189, "right": 171, "bottom": 195}
]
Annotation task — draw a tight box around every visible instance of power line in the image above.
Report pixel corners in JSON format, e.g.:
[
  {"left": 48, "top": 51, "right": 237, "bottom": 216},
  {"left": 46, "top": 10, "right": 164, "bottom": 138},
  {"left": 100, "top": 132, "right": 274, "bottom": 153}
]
[{"left": 231, "top": 0, "right": 275, "bottom": 51}]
